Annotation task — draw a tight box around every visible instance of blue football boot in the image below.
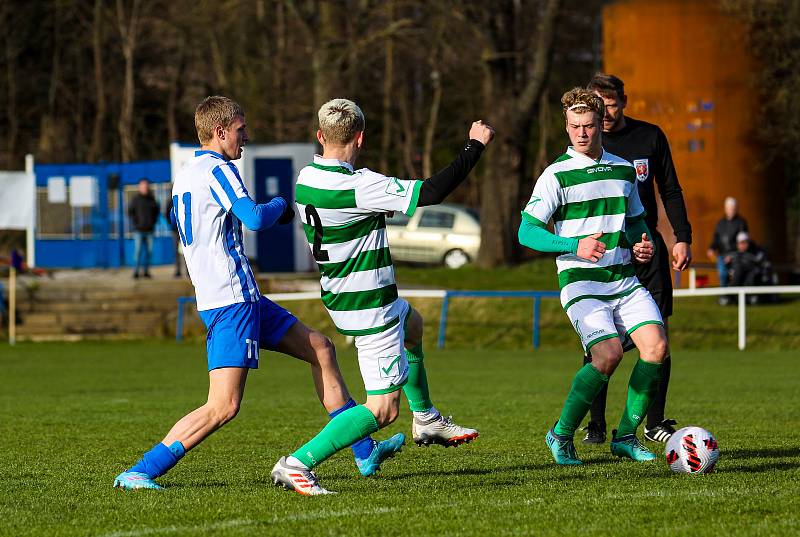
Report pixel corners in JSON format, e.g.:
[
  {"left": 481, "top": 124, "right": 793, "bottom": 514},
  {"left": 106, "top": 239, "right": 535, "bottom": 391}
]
[
  {"left": 113, "top": 471, "right": 162, "bottom": 490},
  {"left": 545, "top": 425, "right": 582, "bottom": 465},
  {"left": 610, "top": 430, "right": 657, "bottom": 462},
  {"left": 355, "top": 433, "right": 405, "bottom": 476}
]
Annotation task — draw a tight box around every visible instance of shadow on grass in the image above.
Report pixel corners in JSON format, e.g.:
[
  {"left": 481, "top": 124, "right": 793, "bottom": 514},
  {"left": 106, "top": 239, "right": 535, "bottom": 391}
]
[
  {"left": 165, "top": 481, "right": 231, "bottom": 489},
  {"left": 717, "top": 460, "right": 800, "bottom": 474},
  {"left": 714, "top": 447, "right": 800, "bottom": 474},
  {"left": 379, "top": 462, "right": 591, "bottom": 482},
  {"left": 722, "top": 447, "right": 800, "bottom": 460}
]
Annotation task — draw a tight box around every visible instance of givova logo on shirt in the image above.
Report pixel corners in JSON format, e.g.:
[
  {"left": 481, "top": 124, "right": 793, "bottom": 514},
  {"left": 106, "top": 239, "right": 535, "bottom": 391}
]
[{"left": 385, "top": 177, "right": 409, "bottom": 197}]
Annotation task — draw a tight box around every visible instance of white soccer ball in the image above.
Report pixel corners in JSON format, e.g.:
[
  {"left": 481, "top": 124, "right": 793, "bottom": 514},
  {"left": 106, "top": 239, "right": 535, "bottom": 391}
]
[{"left": 665, "top": 426, "right": 719, "bottom": 474}]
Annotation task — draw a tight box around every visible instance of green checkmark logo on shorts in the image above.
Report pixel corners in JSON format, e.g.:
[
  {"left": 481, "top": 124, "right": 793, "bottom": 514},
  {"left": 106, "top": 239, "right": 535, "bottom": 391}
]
[{"left": 381, "top": 355, "right": 401, "bottom": 375}]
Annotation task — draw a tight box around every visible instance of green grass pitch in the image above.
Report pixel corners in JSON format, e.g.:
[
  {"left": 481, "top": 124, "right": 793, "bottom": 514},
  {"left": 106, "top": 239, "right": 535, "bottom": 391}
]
[{"left": 1, "top": 341, "right": 798, "bottom": 536}]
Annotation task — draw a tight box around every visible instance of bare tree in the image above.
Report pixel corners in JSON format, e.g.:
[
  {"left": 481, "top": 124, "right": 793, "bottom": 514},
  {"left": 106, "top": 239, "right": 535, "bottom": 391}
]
[
  {"left": 2, "top": 4, "right": 19, "bottom": 168},
  {"left": 116, "top": 0, "right": 144, "bottom": 162},
  {"left": 87, "top": 0, "right": 107, "bottom": 162},
  {"left": 421, "top": 4, "right": 446, "bottom": 178},
  {"left": 467, "top": 0, "right": 563, "bottom": 267},
  {"left": 378, "top": 0, "right": 395, "bottom": 171}
]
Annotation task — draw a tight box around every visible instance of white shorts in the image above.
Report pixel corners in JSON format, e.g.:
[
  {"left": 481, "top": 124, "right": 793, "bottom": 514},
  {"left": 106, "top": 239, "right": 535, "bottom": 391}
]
[
  {"left": 354, "top": 298, "right": 411, "bottom": 395},
  {"left": 565, "top": 286, "right": 663, "bottom": 351}
]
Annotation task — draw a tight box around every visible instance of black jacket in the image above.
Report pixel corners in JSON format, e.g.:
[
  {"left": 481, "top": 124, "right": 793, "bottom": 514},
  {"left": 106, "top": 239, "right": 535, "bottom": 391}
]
[
  {"left": 128, "top": 193, "right": 160, "bottom": 233},
  {"left": 710, "top": 215, "right": 748, "bottom": 256},
  {"left": 602, "top": 117, "right": 692, "bottom": 244}
]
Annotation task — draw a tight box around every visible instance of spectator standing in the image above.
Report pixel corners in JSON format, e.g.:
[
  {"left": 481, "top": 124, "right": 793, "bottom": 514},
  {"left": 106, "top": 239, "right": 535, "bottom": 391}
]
[
  {"left": 128, "top": 178, "right": 160, "bottom": 279},
  {"left": 707, "top": 197, "right": 748, "bottom": 287}
]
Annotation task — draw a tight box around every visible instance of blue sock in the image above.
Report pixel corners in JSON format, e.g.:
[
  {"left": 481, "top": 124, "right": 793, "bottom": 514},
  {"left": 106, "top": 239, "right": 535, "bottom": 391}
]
[
  {"left": 329, "top": 399, "right": 376, "bottom": 459},
  {"left": 129, "top": 441, "right": 186, "bottom": 479}
]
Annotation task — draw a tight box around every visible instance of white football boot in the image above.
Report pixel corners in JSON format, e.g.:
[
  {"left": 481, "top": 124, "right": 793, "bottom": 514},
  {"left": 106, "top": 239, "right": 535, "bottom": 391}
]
[
  {"left": 271, "top": 457, "right": 334, "bottom": 496},
  {"left": 412, "top": 414, "right": 479, "bottom": 447}
]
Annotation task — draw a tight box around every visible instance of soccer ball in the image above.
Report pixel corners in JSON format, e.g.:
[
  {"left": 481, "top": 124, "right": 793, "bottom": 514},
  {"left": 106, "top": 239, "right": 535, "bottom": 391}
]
[{"left": 665, "top": 426, "right": 719, "bottom": 474}]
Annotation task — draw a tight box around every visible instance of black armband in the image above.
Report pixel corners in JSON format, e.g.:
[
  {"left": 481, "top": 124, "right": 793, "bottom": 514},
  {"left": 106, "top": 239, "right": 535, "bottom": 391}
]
[{"left": 417, "top": 139, "right": 485, "bottom": 207}]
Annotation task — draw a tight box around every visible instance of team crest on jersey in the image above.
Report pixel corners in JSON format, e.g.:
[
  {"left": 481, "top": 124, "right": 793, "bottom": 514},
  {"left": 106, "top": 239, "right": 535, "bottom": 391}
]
[{"left": 633, "top": 159, "right": 649, "bottom": 182}]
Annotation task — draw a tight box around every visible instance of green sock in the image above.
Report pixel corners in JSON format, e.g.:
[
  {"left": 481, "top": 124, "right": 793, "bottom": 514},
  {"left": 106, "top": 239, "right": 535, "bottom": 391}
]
[
  {"left": 553, "top": 363, "right": 609, "bottom": 438},
  {"left": 291, "top": 405, "right": 379, "bottom": 469},
  {"left": 616, "top": 359, "right": 663, "bottom": 437},
  {"left": 402, "top": 344, "right": 434, "bottom": 412}
]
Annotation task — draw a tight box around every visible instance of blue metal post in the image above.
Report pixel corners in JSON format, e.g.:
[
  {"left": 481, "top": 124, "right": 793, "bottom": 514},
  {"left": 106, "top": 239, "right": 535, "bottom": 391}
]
[
  {"left": 176, "top": 297, "right": 185, "bottom": 342},
  {"left": 437, "top": 292, "right": 450, "bottom": 349},
  {"left": 533, "top": 296, "right": 542, "bottom": 349}
]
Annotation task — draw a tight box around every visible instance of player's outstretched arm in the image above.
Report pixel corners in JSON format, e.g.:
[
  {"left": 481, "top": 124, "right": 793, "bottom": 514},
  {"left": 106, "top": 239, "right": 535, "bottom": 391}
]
[
  {"left": 232, "top": 197, "right": 294, "bottom": 231},
  {"left": 518, "top": 217, "right": 579, "bottom": 254},
  {"left": 417, "top": 120, "right": 495, "bottom": 207}
]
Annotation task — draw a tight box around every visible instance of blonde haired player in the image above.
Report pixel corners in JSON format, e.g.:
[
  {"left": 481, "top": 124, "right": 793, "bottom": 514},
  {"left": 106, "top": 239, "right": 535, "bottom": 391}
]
[
  {"left": 269, "top": 99, "right": 494, "bottom": 494},
  {"left": 518, "top": 88, "right": 668, "bottom": 465}
]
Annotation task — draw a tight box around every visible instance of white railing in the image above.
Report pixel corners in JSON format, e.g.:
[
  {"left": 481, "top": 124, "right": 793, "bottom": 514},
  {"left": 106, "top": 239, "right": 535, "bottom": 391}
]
[
  {"left": 673, "top": 285, "right": 800, "bottom": 349},
  {"left": 176, "top": 286, "right": 800, "bottom": 350}
]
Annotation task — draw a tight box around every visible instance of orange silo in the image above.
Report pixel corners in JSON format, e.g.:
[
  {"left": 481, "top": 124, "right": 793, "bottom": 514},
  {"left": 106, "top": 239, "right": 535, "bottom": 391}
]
[{"left": 603, "top": 0, "right": 786, "bottom": 279}]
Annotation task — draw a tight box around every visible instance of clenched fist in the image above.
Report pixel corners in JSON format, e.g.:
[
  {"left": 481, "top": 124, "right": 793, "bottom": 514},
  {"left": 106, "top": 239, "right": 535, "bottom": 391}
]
[{"left": 469, "top": 120, "right": 495, "bottom": 146}]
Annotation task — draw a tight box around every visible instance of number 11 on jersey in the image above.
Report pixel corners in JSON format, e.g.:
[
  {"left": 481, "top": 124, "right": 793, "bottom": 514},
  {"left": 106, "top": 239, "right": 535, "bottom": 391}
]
[{"left": 173, "top": 193, "right": 194, "bottom": 247}]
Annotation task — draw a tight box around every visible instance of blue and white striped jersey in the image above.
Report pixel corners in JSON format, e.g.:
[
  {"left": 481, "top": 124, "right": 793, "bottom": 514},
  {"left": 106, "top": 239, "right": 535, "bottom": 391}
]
[{"left": 172, "top": 150, "right": 259, "bottom": 311}]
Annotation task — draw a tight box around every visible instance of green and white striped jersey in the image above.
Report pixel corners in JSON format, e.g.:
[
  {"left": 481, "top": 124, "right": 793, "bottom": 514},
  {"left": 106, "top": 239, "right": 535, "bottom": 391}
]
[
  {"left": 522, "top": 147, "right": 646, "bottom": 310},
  {"left": 296, "top": 156, "right": 423, "bottom": 335}
]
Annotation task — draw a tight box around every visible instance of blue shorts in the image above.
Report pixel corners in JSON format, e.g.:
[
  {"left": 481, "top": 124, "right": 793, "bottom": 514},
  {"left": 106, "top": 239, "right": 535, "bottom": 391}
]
[{"left": 198, "top": 296, "right": 298, "bottom": 371}]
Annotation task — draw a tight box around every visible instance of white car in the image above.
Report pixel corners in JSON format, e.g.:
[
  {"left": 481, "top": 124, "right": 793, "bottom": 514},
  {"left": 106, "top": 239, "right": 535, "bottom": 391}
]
[{"left": 385, "top": 203, "right": 481, "bottom": 268}]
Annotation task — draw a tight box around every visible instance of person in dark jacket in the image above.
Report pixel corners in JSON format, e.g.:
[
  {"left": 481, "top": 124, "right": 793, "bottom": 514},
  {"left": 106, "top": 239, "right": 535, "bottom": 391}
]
[
  {"left": 707, "top": 197, "right": 748, "bottom": 287},
  {"left": 729, "top": 232, "right": 772, "bottom": 295},
  {"left": 128, "top": 178, "right": 160, "bottom": 279}
]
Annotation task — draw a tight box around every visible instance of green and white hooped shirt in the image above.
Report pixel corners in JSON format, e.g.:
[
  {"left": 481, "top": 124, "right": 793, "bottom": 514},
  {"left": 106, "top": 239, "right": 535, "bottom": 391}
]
[
  {"left": 296, "top": 156, "right": 423, "bottom": 336},
  {"left": 522, "top": 147, "right": 646, "bottom": 311}
]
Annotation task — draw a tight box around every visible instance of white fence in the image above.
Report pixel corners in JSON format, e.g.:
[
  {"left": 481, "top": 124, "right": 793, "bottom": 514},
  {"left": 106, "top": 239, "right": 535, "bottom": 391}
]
[
  {"left": 177, "top": 286, "right": 800, "bottom": 350},
  {"left": 265, "top": 286, "right": 800, "bottom": 350}
]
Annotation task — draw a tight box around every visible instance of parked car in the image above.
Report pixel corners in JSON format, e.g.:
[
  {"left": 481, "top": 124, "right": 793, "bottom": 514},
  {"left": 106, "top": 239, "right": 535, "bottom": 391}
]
[{"left": 385, "top": 203, "right": 480, "bottom": 268}]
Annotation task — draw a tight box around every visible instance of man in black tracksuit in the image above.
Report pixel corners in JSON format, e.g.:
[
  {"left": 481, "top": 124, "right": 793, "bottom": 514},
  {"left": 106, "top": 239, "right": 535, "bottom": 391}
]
[
  {"left": 128, "top": 178, "right": 160, "bottom": 279},
  {"left": 582, "top": 73, "right": 693, "bottom": 444}
]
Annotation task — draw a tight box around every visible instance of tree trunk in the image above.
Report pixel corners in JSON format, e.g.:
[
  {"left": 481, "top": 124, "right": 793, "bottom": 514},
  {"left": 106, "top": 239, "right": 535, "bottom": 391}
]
[
  {"left": 116, "top": 0, "right": 142, "bottom": 162},
  {"left": 379, "top": 0, "right": 394, "bottom": 171},
  {"left": 313, "top": 1, "right": 338, "bottom": 108},
  {"left": 422, "top": 69, "right": 441, "bottom": 178},
  {"left": 422, "top": 5, "right": 445, "bottom": 178},
  {"left": 165, "top": 36, "right": 186, "bottom": 143},
  {"left": 476, "top": 0, "right": 562, "bottom": 268},
  {"left": 533, "top": 88, "right": 551, "bottom": 179},
  {"left": 88, "top": 0, "right": 106, "bottom": 162},
  {"left": 5, "top": 33, "right": 18, "bottom": 168},
  {"left": 271, "top": 0, "right": 286, "bottom": 141},
  {"left": 398, "top": 85, "right": 417, "bottom": 178},
  {"left": 209, "top": 31, "right": 229, "bottom": 94}
]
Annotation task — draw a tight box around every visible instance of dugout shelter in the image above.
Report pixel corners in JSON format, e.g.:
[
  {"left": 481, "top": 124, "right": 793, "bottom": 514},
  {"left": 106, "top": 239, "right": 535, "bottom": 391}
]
[{"left": 17, "top": 143, "right": 314, "bottom": 272}]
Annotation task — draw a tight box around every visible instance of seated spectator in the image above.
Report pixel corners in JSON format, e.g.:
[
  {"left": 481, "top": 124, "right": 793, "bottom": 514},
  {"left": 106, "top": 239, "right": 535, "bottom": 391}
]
[
  {"left": 707, "top": 197, "right": 748, "bottom": 287},
  {"left": 726, "top": 232, "right": 774, "bottom": 304}
]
